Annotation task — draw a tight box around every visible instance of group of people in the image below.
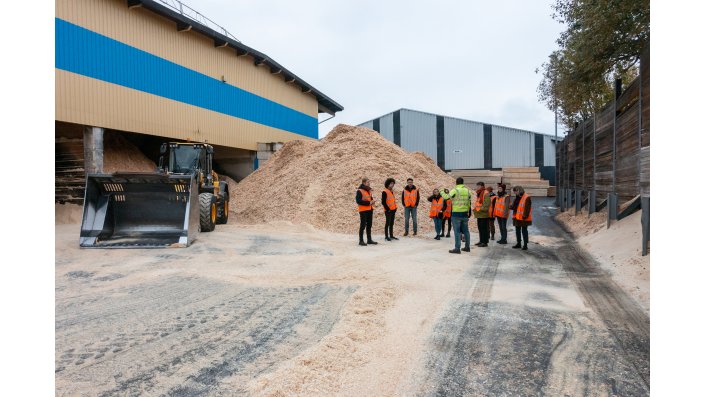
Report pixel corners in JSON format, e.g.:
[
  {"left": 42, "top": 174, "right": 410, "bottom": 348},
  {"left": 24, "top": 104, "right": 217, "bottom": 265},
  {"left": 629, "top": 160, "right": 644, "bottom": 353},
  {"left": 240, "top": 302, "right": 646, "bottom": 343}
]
[{"left": 355, "top": 176, "right": 533, "bottom": 254}]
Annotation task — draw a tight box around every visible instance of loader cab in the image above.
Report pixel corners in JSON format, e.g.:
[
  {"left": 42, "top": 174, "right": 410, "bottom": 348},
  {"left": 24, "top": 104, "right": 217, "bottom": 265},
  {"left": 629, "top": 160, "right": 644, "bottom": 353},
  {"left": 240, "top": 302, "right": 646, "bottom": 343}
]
[{"left": 160, "top": 143, "right": 214, "bottom": 177}]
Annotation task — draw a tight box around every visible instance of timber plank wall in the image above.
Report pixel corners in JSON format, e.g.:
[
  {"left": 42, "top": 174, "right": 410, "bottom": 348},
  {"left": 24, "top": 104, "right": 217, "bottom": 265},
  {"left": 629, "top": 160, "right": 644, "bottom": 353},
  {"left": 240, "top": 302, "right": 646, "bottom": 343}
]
[{"left": 557, "top": 45, "right": 650, "bottom": 207}]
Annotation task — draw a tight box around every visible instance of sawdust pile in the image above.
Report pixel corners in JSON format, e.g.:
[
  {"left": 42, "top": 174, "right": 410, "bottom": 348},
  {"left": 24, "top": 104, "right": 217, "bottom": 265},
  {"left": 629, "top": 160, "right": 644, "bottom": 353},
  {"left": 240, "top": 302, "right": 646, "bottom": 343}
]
[
  {"left": 232, "top": 124, "right": 458, "bottom": 235},
  {"left": 103, "top": 133, "right": 157, "bottom": 173},
  {"left": 555, "top": 209, "right": 607, "bottom": 236}
]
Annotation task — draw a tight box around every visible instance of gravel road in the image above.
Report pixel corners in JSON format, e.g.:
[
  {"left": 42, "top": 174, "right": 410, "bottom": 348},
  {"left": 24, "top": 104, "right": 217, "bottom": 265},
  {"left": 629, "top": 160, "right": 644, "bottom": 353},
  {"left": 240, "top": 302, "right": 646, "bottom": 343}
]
[{"left": 56, "top": 199, "right": 649, "bottom": 396}]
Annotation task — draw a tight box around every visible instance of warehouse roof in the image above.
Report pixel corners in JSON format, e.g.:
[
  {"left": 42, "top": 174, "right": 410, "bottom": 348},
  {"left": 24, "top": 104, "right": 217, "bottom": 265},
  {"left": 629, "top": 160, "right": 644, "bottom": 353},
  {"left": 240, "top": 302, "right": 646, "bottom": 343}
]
[{"left": 129, "top": 0, "right": 343, "bottom": 116}]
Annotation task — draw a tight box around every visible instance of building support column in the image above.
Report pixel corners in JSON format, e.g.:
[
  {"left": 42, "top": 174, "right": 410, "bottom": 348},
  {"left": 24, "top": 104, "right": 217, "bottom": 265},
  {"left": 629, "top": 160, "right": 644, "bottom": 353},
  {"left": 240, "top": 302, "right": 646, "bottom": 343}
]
[
  {"left": 575, "top": 190, "right": 582, "bottom": 215},
  {"left": 83, "top": 126, "right": 104, "bottom": 174}
]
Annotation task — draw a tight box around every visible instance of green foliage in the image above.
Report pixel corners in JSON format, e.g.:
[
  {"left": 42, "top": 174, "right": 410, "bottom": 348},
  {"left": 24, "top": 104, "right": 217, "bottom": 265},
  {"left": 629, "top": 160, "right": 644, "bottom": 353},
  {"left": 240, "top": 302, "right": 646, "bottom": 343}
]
[{"left": 537, "top": 0, "right": 649, "bottom": 129}]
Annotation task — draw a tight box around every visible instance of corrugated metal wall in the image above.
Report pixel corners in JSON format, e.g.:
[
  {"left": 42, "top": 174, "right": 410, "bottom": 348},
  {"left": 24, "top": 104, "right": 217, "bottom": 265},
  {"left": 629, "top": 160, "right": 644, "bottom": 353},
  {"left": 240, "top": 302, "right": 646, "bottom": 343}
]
[
  {"left": 55, "top": 0, "right": 319, "bottom": 151},
  {"left": 358, "top": 109, "right": 559, "bottom": 171},
  {"left": 443, "top": 117, "right": 484, "bottom": 169},
  {"left": 543, "top": 135, "right": 556, "bottom": 166},
  {"left": 400, "top": 109, "right": 437, "bottom": 162},
  {"left": 491, "top": 125, "right": 534, "bottom": 167}
]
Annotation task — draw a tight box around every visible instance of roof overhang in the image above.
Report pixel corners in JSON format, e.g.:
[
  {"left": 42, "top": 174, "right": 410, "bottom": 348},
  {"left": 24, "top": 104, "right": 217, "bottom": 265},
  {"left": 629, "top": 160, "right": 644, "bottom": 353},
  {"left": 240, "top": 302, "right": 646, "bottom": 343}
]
[{"left": 126, "top": 0, "right": 344, "bottom": 116}]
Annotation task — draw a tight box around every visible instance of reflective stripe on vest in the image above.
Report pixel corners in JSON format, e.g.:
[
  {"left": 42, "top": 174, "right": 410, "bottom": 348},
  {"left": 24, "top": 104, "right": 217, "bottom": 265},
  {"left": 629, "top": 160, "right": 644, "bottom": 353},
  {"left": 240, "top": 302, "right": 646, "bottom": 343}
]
[
  {"left": 429, "top": 197, "right": 443, "bottom": 217},
  {"left": 488, "top": 195, "right": 497, "bottom": 218},
  {"left": 358, "top": 189, "right": 372, "bottom": 212},
  {"left": 403, "top": 188, "right": 417, "bottom": 207},
  {"left": 493, "top": 196, "right": 508, "bottom": 218},
  {"left": 443, "top": 199, "right": 452, "bottom": 218},
  {"left": 514, "top": 194, "right": 532, "bottom": 221},
  {"left": 474, "top": 190, "right": 486, "bottom": 212},
  {"left": 384, "top": 188, "right": 397, "bottom": 210}
]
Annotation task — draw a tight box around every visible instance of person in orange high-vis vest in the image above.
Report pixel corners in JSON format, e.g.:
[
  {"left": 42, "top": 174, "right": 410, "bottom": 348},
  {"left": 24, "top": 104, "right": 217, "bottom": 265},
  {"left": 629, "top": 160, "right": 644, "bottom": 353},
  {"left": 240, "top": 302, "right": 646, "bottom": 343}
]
[
  {"left": 511, "top": 185, "right": 532, "bottom": 250},
  {"left": 381, "top": 178, "right": 399, "bottom": 242},
  {"left": 356, "top": 177, "right": 378, "bottom": 246},
  {"left": 486, "top": 186, "right": 497, "bottom": 241},
  {"left": 402, "top": 178, "right": 420, "bottom": 236},
  {"left": 442, "top": 192, "right": 452, "bottom": 238},
  {"left": 494, "top": 183, "right": 511, "bottom": 244},
  {"left": 427, "top": 189, "right": 445, "bottom": 239}
]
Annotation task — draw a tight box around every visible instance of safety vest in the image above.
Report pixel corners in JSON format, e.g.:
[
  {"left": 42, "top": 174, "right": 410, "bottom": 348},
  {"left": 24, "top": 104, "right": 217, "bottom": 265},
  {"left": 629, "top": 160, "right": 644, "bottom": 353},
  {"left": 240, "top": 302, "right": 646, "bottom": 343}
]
[
  {"left": 514, "top": 194, "right": 532, "bottom": 221},
  {"left": 443, "top": 199, "right": 452, "bottom": 219},
  {"left": 493, "top": 195, "right": 509, "bottom": 219},
  {"left": 358, "top": 188, "right": 373, "bottom": 212},
  {"left": 474, "top": 190, "right": 487, "bottom": 212},
  {"left": 429, "top": 197, "right": 443, "bottom": 217},
  {"left": 384, "top": 188, "right": 397, "bottom": 211},
  {"left": 403, "top": 188, "right": 418, "bottom": 207},
  {"left": 488, "top": 195, "right": 497, "bottom": 218},
  {"left": 446, "top": 185, "right": 470, "bottom": 213}
]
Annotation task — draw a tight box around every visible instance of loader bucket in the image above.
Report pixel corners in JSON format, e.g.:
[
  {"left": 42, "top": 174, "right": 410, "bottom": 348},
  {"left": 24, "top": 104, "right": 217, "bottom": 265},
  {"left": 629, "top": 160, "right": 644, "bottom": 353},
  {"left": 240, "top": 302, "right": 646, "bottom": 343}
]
[{"left": 79, "top": 173, "right": 199, "bottom": 248}]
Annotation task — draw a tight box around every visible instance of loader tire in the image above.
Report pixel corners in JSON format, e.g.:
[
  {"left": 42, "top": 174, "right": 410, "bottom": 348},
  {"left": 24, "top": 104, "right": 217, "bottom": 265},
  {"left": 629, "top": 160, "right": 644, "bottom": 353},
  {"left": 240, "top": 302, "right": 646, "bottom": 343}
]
[
  {"left": 216, "top": 192, "right": 229, "bottom": 224},
  {"left": 199, "top": 193, "right": 217, "bottom": 232}
]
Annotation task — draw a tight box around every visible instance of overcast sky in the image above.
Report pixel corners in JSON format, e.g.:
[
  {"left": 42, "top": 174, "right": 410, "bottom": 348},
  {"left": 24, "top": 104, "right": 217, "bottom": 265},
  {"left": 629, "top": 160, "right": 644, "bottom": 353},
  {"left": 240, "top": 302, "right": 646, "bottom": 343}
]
[{"left": 194, "top": 0, "right": 565, "bottom": 138}]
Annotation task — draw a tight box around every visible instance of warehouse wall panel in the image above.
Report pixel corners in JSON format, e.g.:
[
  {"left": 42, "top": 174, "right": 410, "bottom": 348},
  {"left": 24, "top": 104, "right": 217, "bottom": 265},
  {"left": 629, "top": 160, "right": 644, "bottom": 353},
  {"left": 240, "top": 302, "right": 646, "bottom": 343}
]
[
  {"left": 400, "top": 109, "right": 437, "bottom": 161},
  {"left": 443, "top": 117, "right": 484, "bottom": 169},
  {"left": 379, "top": 114, "right": 394, "bottom": 143},
  {"left": 491, "top": 126, "right": 534, "bottom": 167},
  {"left": 56, "top": 70, "right": 308, "bottom": 150},
  {"left": 543, "top": 135, "right": 556, "bottom": 166},
  {"left": 55, "top": 0, "right": 317, "bottom": 118}
]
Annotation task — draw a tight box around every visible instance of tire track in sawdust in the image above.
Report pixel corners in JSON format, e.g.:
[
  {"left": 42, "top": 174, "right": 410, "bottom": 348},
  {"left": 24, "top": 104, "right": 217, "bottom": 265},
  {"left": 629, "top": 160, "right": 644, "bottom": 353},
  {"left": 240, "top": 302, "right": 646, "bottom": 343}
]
[
  {"left": 534, "top": 202, "right": 650, "bottom": 388},
  {"left": 414, "top": 200, "right": 649, "bottom": 396},
  {"left": 55, "top": 277, "right": 356, "bottom": 396}
]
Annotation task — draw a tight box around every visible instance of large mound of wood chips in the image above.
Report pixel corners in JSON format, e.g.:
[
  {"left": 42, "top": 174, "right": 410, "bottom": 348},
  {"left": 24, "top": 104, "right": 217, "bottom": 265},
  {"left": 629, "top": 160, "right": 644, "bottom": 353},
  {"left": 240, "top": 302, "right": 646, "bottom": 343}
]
[{"left": 232, "top": 124, "right": 463, "bottom": 235}]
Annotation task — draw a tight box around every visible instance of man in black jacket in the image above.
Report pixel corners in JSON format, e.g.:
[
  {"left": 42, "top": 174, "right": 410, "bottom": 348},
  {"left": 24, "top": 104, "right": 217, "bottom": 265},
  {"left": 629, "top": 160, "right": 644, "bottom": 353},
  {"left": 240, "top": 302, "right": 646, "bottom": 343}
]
[
  {"left": 402, "top": 178, "right": 420, "bottom": 236},
  {"left": 356, "top": 177, "right": 378, "bottom": 246}
]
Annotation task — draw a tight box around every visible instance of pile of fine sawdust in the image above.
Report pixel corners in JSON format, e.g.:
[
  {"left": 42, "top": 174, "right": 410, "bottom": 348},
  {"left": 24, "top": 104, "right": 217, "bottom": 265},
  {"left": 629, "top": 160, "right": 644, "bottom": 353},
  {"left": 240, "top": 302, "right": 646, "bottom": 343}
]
[
  {"left": 556, "top": 209, "right": 607, "bottom": 235},
  {"left": 103, "top": 133, "right": 157, "bottom": 173},
  {"left": 231, "top": 124, "right": 460, "bottom": 235}
]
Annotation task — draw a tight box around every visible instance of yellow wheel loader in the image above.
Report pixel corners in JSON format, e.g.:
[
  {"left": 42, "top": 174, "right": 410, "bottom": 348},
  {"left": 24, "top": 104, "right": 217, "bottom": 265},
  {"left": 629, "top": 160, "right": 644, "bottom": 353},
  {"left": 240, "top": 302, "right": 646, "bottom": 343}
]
[{"left": 80, "top": 142, "right": 230, "bottom": 248}]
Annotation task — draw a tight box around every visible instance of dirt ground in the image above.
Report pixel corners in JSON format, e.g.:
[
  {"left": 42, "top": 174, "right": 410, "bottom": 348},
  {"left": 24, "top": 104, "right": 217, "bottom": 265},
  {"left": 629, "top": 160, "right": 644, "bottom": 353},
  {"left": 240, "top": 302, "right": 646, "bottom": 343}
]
[{"left": 56, "top": 198, "right": 649, "bottom": 396}]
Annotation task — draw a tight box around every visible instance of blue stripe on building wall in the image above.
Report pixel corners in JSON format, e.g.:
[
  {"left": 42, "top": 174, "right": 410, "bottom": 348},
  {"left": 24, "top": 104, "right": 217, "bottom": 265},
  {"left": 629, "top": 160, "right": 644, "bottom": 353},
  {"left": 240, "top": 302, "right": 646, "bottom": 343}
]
[{"left": 55, "top": 18, "right": 318, "bottom": 139}]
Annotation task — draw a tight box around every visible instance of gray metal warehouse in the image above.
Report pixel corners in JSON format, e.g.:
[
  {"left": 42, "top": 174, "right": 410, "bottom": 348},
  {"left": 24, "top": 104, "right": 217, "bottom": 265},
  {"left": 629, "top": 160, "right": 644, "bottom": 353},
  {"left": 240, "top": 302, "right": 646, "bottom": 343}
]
[{"left": 358, "top": 108, "right": 561, "bottom": 185}]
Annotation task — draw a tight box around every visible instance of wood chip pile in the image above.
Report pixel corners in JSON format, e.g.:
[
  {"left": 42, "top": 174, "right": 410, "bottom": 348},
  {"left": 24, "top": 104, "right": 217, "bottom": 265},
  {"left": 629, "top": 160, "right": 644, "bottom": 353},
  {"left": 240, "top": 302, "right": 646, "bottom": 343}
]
[{"left": 232, "top": 124, "right": 460, "bottom": 235}]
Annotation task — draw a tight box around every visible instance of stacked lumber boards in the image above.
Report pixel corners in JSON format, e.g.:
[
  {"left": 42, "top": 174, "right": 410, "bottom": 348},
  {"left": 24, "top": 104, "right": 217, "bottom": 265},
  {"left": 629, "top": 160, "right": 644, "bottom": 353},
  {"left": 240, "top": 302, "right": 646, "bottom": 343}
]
[
  {"left": 55, "top": 138, "right": 86, "bottom": 205},
  {"left": 447, "top": 169, "right": 503, "bottom": 186},
  {"left": 502, "top": 167, "right": 549, "bottom": 197},
  {"left": 447, "top": 167, "right": 554, "bottom": 197}
]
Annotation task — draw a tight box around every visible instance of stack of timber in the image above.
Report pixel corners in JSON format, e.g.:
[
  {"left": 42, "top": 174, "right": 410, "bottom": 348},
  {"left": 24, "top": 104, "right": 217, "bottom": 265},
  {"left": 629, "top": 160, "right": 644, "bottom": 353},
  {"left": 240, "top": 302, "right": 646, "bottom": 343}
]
[
  {"left": 502, "top": 167, "right": 549, "bottom": 197},
  {"left": 447, "top": 169, "right": 503, "bottom": 186},
  {"left": 55, "top": 138, "right": 86, "bottom": 205}
]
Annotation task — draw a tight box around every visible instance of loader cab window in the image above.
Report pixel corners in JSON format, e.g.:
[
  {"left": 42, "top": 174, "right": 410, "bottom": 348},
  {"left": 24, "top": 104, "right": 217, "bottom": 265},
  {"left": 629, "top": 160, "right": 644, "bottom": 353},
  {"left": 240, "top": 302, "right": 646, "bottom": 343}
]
[{"left": 169, "top": 145, "right": 201, "bottom": 174}]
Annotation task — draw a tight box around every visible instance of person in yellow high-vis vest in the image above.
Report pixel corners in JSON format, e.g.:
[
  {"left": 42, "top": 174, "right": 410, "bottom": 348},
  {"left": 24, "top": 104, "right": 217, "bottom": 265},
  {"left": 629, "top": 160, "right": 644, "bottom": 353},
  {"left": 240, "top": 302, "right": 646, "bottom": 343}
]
[{"left": 440, "top": 177, "right": 472, "bottom": 254}]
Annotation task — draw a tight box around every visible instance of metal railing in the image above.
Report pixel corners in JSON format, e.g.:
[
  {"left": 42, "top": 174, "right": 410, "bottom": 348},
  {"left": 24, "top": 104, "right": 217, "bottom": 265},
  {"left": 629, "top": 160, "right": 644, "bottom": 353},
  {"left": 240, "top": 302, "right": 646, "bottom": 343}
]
[{"left": 155, "top": 0, "right": 241, "bottom": 42}]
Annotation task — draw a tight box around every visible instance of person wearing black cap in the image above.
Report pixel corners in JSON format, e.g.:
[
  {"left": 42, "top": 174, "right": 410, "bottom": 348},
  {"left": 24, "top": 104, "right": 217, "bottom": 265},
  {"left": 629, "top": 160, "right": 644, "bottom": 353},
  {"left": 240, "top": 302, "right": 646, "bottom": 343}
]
[
  {"left": 494, "top": 183, "right": 510, "bottom": 244},
  {"left": 511, "top": 185, "right": 532, "bottom": 250}
]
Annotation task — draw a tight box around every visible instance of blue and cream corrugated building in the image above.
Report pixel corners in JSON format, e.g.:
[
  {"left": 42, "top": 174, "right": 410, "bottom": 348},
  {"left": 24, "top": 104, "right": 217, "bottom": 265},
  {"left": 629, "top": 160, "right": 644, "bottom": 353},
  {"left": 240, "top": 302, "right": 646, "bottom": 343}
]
[{"left": 55, "top": 0, "right": 342, "bottom": 186}]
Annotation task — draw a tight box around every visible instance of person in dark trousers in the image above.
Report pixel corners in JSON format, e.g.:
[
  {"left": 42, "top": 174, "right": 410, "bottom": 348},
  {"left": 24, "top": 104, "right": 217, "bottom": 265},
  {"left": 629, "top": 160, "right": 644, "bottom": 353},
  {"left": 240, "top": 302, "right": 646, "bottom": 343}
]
[
  {"left": 427, "top": 188, "right": 445, "bottom": 240},
  {"left": 472, "top": 181, "right": 491, "bottom": 247},
  {"left": 441, "top": 190, "right": 452, "bottom": 238},
  {"left": 494, "top": 183, "right": 510, "bottom": 244},
  {"left": 381, "top": 178, "right": 399, "bottom": 241},
  {"left": 356, "top": 177, "right": 378, "bottom": 246},
  {"left": 440, "top": 177, "right": 472, "bottom": 254},
  {"left": 511, "top": 185, "right": 532, "bottom": 250},
  {"left": 486, "top": 186, "right": 497, "bottom": 240},
  {"left": 402, "top": 178, "right": 420, "bottom": 236}
]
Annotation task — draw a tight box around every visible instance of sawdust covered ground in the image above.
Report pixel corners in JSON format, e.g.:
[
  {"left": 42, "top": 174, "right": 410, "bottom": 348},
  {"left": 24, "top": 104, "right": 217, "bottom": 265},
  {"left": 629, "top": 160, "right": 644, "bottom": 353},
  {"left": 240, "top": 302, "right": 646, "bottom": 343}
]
[{"left": 56, "top": 200, "right": 648, "bottom": 395}]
